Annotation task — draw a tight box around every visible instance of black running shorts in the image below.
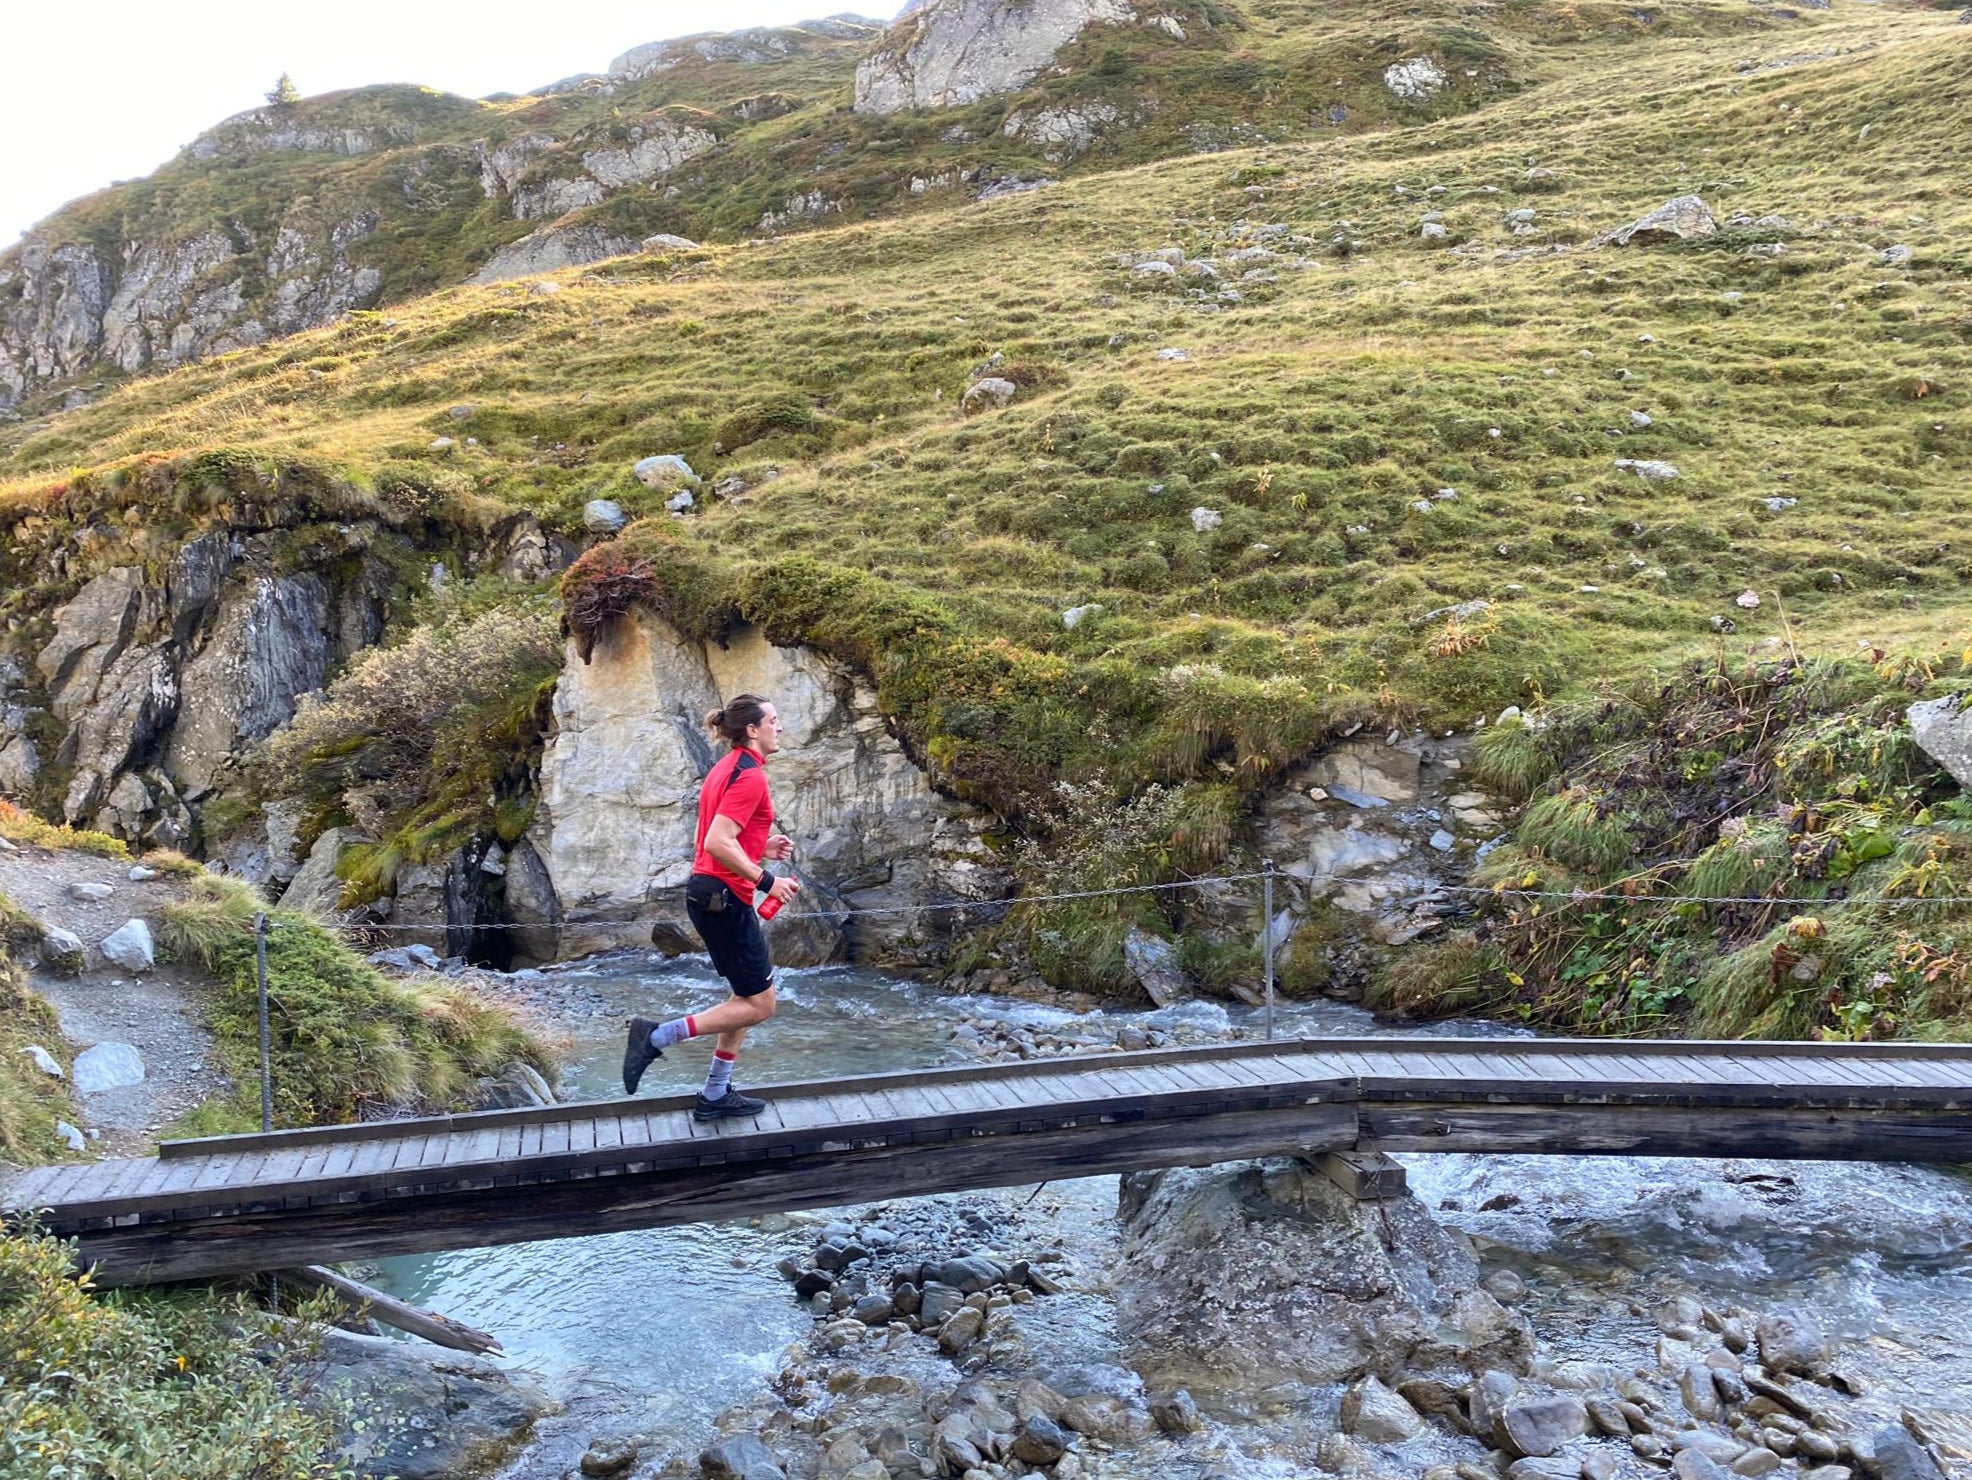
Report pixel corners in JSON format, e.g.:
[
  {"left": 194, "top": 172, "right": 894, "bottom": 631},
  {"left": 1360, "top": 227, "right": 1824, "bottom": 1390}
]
[{"left": 685, "top": 874, "right": 775, "bottom": 998}]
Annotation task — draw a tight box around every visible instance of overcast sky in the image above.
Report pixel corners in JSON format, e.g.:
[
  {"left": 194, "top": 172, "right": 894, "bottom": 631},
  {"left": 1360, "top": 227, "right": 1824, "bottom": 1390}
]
[{"left": 4, "top": 1, "right": 890, "bottom": 247}]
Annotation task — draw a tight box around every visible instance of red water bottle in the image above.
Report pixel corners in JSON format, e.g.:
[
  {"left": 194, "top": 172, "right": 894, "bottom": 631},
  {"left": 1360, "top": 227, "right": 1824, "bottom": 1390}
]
[{"left": 757, "top": 888, "right": 785, "bottom": 921}]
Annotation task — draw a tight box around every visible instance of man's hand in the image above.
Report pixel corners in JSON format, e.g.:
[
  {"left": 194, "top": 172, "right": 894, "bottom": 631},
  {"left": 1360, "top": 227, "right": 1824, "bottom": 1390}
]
[
  {"left": 765, "top": 833, "right": 795, "bottom": 861},
  {"left": 766, "top": 873, "right": 801, "bottom": 904}
]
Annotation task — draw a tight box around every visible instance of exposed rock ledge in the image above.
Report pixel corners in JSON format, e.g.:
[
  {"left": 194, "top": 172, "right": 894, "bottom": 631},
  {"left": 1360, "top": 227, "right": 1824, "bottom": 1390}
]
[{"left": 527, "top": 611, "right": 1009, "bottom": 966}]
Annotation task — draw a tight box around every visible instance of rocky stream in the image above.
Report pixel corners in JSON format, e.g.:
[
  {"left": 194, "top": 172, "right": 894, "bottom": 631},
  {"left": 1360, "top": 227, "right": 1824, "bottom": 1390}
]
[{"left": 327, "top": 953, "right": 1972, "bottom": 1480}]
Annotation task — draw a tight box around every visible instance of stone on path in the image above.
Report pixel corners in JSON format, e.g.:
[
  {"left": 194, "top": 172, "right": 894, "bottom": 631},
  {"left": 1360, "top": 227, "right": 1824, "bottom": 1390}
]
[
  {"left": 69, "top": 881, "right": 114, "bottom": 902},
  {"left": 98, "top": 919, "right": 155, "bottom": 972},
  {"left": 42, "top": 926, "right": 84, "bottom": 964},
  {"left": 72, "top": 1041, "right": 146, "bottom": 1094}
]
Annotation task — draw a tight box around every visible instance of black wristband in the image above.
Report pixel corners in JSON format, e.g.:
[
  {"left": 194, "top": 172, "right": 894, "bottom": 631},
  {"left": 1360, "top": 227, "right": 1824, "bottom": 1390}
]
[{"left": 755, "top": 869, "right": 776, "bottom": 894}]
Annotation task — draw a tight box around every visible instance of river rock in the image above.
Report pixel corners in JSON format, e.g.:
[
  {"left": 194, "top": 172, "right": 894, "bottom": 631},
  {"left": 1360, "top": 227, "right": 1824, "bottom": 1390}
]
[
  {"left": 581, "top": 1437, "right": 641, "bottom": 1477},
  {"left": 1682, "top": 1362, "right": 1724, "bottom": 1420},
  {"left": 1848, "top": 1424, "right": 1947, "bottom": 1480},
  {"left": 1755, "top": 1308, "right": 1828, "bottom": 1375},
  {"left": 1059, "top": 1395, "right": 1139, "bottom": 1443},
  {"left": 920, "top": 1280, "right": 966, "bottom": 1324},
  {"left": 855, "top": 0, "right": 1138, "bottom": 114},
  {"left": 1115, "top": 1159, "right": 1532, "bottom": 1389},
  {"left": 939, "top": 1306, "right": 987, "bottom": 1354},
  {"left": 1674, "top": 1452, "right": 1734, "bottom": 1480},
  {"left": 1341, "top": 1375, "right": 1423, "bottom": 1442},
  {"left": 1012, "top": 1414, "right": 1071, "bottom": 1464},
  {"left": 1014, "top": 1378, "right": 1069, "bottom": 1423},
  {"left": 702, "top": 1434, "right": 787, "bottom": 1480},
  {"left": 305, "top": 1327, "right": 554, "bottom": 1480},
  {"left": 1734, "top": 1450, "right": 1782, "bottom": 1477},
  {"left": 1151, "top": 1388, "right": 1203, "bottom": 1434},
  {"left": 1908, "top": 696, "right": 1972, "bottom": 788},
  {"left": 1502, "top": 1394, "right": 1588, "bottom": 1457},
  {"left": 933, "top": 1255, "right": 1003, "bottom": 1293},
  {"left": 97, "top": 918, "right": 155, "bottom": 972},
  {"left": 1597, "top": 195, "right": 1717, "bottom": 246},
  {"left": 1121, "top": 928, "right": 1187, "bottom": 1006},
  {"left": 1508, "top": 1462, "right": 1578, "bottom": 1480}
]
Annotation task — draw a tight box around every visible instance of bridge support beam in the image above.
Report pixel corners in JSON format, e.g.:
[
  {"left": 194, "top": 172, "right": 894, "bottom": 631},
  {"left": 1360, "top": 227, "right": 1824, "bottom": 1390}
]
[{"left": 1314, "top": 1148, "right": 1408, "bottom": 1200}]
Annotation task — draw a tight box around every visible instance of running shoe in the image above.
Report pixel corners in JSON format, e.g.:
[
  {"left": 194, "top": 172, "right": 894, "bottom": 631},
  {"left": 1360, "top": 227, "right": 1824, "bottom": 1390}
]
[
  {"left": 622, "top": 1016, "right": 663, "bottom": 1093},
  {"left": 693, "top": 1088, "right": 768, "bottom": 1122}
]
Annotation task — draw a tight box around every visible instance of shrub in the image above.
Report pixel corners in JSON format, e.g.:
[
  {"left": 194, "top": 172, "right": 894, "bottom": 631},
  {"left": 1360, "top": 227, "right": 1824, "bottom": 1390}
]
[
  {"left": 715, "top": 392, "right": 816, "bottom": 452},
  {"left": 265, "top": 600, "right": 562, "bottom": 880},
  {"left": 0, "top": 1225, "right": 343, "bottom": 1478},
  {"left": 155, "top": 874, "right": 554, "bottom": 1126},
  {"left": 0, "top": 799, "right": 129, "bottom": 859}
]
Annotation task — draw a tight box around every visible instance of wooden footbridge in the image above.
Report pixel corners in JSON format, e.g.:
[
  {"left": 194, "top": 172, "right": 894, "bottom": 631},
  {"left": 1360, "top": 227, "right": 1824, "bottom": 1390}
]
[{"left": 7, "top": 1036, "right": 1971, "bottom": 1286}]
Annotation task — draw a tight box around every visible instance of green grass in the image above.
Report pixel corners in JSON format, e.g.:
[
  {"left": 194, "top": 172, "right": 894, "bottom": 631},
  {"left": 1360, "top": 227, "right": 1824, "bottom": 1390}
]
[
  {"left": 154, "top": 874, "right": 556, "bottom": 1129},
  {"left": 0, "top": 4, "right": 1967, "bottom": 1006},
  {"left": 0, "top": 920, "right": 72, "bottom": 1167},
  {"left": 1372, "top": 649, "right": 1972, "bottom": 1041}
]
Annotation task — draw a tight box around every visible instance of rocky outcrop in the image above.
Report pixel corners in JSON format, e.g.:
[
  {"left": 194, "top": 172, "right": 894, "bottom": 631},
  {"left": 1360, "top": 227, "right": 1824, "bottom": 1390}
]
[
  {"left": 527, "top": 612, "right": 1006, "bottom": 965},
  {"left": 488, "top": 115, "right": 722, "bottom": 223},
  {"left": 1594, "top": 194, "right": 1717, "bottom": 247},
  {"left": 855, "top": 0, "right": 1140, "bottom": 114},
  {"left": 1113, "top": 1158, "right": 1533, "bottom": 1389},
  {"left": 469, "top": 224, "right": 640, "bottom": 284},
  {"left": 0, "top": 207, "right": 383, "bottom": 407},
  {"left": 303, "top": 1327, "right": 556, "bottom": 1480},
  {"left": 1256, "top": 733, "right": 1502, "bottom": 958}
]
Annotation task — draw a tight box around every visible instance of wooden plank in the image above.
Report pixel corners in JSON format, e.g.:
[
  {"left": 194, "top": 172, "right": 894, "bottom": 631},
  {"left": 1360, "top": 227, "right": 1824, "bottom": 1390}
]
[{"left": 1317, "top": 1149, "right": 1409, "bottom": 1201}]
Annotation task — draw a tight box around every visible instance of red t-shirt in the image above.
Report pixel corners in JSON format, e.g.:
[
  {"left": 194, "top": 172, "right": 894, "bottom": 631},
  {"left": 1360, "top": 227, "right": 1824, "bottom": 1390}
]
[{"left": 693, "top": 747, "right": 774, "bottom": 897}]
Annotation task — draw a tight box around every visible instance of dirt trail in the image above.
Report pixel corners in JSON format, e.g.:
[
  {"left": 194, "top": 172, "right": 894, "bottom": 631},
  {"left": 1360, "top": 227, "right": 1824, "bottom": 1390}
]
[{"left": 0, "top": 842, "right": 229, "bottom": 1157}]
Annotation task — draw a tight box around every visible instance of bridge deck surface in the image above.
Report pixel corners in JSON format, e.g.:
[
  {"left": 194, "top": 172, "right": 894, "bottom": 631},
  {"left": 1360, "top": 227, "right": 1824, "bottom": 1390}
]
[{"left": 10, "top": 1036, "right": 1971, "bottom": 1230}]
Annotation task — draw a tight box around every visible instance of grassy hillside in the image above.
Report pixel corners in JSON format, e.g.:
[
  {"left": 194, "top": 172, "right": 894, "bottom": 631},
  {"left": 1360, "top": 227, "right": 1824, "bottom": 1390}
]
[{"left": 1, "top": 2, "right": 1968, "bottom": 1027}]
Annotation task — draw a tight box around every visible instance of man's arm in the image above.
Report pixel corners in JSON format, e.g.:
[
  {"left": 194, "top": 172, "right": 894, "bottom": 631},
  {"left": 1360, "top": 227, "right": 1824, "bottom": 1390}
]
[{"left": 704, "top": 815, "right": 799, "bottom": 902}]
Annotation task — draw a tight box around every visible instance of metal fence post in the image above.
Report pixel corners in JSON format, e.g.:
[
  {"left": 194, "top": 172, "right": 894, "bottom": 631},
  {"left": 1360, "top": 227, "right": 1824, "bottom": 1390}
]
[
  {"left": 1262, "top": 858, "right": 1276, "bottom": 1042},
  {"left": 255, "top": 912, "right": 273, "bottom": 1134}
]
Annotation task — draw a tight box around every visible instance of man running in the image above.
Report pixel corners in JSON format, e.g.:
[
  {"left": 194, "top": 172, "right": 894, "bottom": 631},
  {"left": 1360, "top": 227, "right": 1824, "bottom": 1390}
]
[{"left": 622, "top": 693, "right": 800, "bottom": 1120}]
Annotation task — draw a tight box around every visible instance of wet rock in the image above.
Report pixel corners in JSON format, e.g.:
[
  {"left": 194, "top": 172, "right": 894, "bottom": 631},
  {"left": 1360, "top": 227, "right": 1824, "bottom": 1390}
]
[
  {"left": 938, "top": 1306, "right": 986, "bottom": 1354},
  {"left": 852, "top": 1294, "right": 895, "bottom": 1325},
  {"left": 1117, "top": 1160, "right": 1532, "bottom": 1387},
  {"left": 702, "top": 1434, "right": 787, "bottom": 1480},
  {"left": 1483, "top": 1269, "right": 1528, "bottom": 1304},
  {"left": 794, "top": 1270, "right": 834, "bottom": 1300},
  {"left": 305, "top": 1327, "right": 554, "bottom": 1480},
  {"left": 1582, "top": 1455, "right": 1620, "bottom": 1480},
  {"left": 1682, "top": 1363, "right": 1725, "bottom": 1421},
  {"left": 1151, "top": 1388, "right": 1204, "bottom": 1435},
  {"left": 1012, "top": 1414, "right": 1071, "bottom": 1465},
  {"left": 1058, "top": 1395, "right": 1139, "bottom": 1444},
  {"left": 1733, "top": 1450, "right": 1782, "bottom": 1477},
  {"left": 581, "top": 1437, "right": 641, "bottom": 1476},
  {"left": 1013, "top": 1378, "right": 1069, "bottom": 1424},
  {"left": 1802, "top": 1470, "right": 1854, "bottom": 1480},
  {"left": 1470, "top": 1369, "right": 1520, "bottom": 1445},
  {"left": 1502, "top": 1394, "right": 1588, "bottom": 1457},
  {"left": 1342, "top": 1375, "right": 1423, "bottom": 1442},
  {"left": 919, "top": 1281, "right": 966, "bottom": 1324},
  {"left": 1848, "top": 1425, "right": 1947, "bottom": 1480},
  {"left": 1755, "top": 1308, "right": 1828, "bottom": 1375},
  {"left": 72, "top": 1041, "right": 145, "bottom": 1093},
  {"left": 1675, "top": 1453, "right": 1734, "bottom": 1480},
  {"left": 1509, "top": 1461, "right": 1577, "bottom": 1480},
  {"left": 1587, "top": 1397, "right": 1634, "bottom": 1436},
  {"left": 98, "top": 918, "right": 155, "bottom": 972},
  {"left": 933, "top": 1256, "right": 1002, "bottom": 1294}
]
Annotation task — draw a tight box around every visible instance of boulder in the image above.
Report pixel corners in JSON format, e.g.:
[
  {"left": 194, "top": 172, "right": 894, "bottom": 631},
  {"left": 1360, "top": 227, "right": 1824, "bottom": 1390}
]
[
  {"left": 1121, "top": 928, "right": 1186, "bottom": 1006},
  {"left": 1114, "top": 1159, "right": 1533, "bottom": 1390},
  {"left": 306, "top": 1327, "right": 555, "bottom": 1480},
  {"left": 469, "top": 223, "right": 636, "bottom": 284},
  {"left": 97, "top": 919, "right": 155, "bottom": 972},
  {"left": 69, "top": 881, "right": 114, "bottom": 901},
  {"left": 1500, "top": 1393, "right": 1588, "bottom": 1457},
  {"left": 701, "top": 1434, "right": 786, "bottom": 1480},
  {"left": 72, "top": 1041, "right": 146, "bottom": 1094},
  {"left": 1384, "top": 57, "right": 1448, "bottom": 102},
  {"left": 633, "top": 454, "right": 697, "bottom": 489},
  {"left": 855, "top": 0, "right": 1139, "bottom": 114},
  {"left": 1597, "top": 195, "right": 1717, "bottom": 246},
  {"left": 1755, "top": 1307, "right": 1828, "bottom": 1375},
  {"left": 1341, "top": 1375, "right": 1423, "bottom": 1442},
  {"left": 1849, "top": 1424, "right": 1946, "bottom": 1480},
  {"left": 41, "top": 926, "right": 85, "bottom": 969},
  {"left": 1908, "top": 696, "right": 1972, "bottom": 788},
  {"left": 500, "top": 836, "right": 563, "bottom": 966},
  {"left": 21, "top": 1044, "right": 63, "bottom": 1077},
  {"left": 1012, "top": 1414, "right": 1071, "bottom": 1464},
  {"left": 1150, "top": 1389, "right": 1203, "bottom": 1435},
  {"left": 367, "top": 944, "right": 443, "bottom": 971},
  {"left": 932, "top": 1255, "right": 1003, "bottom": 1293},
  {"left": 919, "top": 1280, "right": 966, "bottom": 1325},
  {"left": 961, "top": 376, "right": 1017, "bottom": 414},
  {"left": 282, "top": 827, "right": 368, "bottom": 918},
  {"left": 641, "top": 233, "right": 699, "bottom": 252},
  {"left": 583, "top": 499, "right": 628, "bottom": 533},
  {"left": 476, "top": 1061, "right": 555, "bottom": 1109}
]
